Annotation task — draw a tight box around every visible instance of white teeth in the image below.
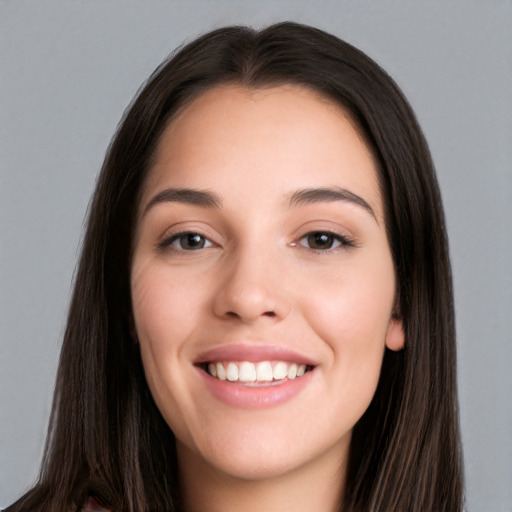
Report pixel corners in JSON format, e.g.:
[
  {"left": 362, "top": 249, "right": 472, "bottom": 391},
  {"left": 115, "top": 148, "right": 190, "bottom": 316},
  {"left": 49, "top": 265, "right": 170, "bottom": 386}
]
[
  {"left": 239, "top": 361, "right": 256, "bottom": 382},
  {"left": 216, "top": 362, "right": 226, "bottom": 380},
  {"left": 226, "top": 362, "right": 239, "bottom": 381},
  {"left": 256, "top": 361, "right": 273, "bottom": 381},
  {"left": 208, "top": 363, "right": 217, "bottom": 378},
  {"left": 273, "top": 362, "right": 287, "bottom": 380},
  {"left": 207, "top": 360, "right": 310, "bottom": 383},
  {"left": 287, "top": 363, "right": 298, "bottom": 379}
]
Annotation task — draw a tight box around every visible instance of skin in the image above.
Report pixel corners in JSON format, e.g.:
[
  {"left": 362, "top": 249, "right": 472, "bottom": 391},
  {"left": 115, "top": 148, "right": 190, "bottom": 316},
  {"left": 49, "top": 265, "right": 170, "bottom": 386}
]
[{"left": 131, "top": 84, "right": 404, "bottom": 512}]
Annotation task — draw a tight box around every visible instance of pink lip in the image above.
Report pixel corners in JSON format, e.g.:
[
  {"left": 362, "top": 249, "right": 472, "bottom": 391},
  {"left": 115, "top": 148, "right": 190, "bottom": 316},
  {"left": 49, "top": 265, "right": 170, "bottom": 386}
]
[
  {"left": 197, "top": 366, "right": 314, "bottom": 409},
  {"left": 195, "top": 344, "right": 317, "bottom": 366},
  {"left": 194, "top": 344, "right": 316, "bottom": 409}
]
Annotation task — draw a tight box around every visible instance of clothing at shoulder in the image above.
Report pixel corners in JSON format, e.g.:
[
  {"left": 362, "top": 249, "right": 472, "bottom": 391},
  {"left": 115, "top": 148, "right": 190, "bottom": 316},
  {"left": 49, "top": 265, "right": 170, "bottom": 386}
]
[{"left": 82, "top": 496, "right": 110, "bottom": 512}]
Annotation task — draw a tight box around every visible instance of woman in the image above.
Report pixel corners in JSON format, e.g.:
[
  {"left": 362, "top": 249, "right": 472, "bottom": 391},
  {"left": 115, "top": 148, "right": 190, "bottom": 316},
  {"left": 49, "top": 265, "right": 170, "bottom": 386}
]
[{"left": 7, "top": 22, "right": 463, "bottom": 512}]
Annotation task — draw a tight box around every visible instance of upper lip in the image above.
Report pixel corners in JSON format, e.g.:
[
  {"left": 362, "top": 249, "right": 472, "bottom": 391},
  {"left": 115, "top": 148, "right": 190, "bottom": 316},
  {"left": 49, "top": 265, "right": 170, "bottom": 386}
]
[{"left": 195, "top": 343, "right": 317, "bottom": 366}]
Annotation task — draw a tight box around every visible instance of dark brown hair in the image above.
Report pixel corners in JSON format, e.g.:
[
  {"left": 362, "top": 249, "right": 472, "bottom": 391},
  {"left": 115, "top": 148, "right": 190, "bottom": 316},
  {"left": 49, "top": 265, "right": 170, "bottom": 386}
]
[{"left": 8, "top": 22, "right": 463, "bottom": 512}]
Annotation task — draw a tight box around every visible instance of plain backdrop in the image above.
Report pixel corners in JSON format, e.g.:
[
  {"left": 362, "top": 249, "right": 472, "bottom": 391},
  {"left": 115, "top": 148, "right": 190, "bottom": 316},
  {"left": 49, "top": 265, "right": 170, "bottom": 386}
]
[{"left": 1, "top": 1, "right": 511, "bottom": 510}]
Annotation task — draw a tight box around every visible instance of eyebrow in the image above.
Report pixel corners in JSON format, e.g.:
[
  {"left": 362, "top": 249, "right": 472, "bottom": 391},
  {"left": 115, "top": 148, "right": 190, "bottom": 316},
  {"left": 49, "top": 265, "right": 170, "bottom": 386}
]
[
  {"left": 142, "top": 185, "right": 376, "bottom": 221},
  {"left": 287, "top": 187, "right": 376, "bottom": 220},
  {"left": 143, "top": 188, "right": 223, "bottom": 215}
]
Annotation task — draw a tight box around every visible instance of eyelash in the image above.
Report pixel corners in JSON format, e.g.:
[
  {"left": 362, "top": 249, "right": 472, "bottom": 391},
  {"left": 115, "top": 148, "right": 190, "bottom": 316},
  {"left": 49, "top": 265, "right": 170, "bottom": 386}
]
[
  {"left": 296, "top": 231, "right": 355, "bottom": 251},
  {"left": 157, "top": 231, "right": 214, "bottom": 252},
  {"left": 157, "top": 230, "right": 355, "bottom": 253}
]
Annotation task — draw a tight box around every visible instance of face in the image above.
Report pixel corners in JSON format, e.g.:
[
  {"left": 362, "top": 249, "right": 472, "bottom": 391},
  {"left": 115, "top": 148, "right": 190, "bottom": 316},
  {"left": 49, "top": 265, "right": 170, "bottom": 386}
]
[{"left": 131, "top": 84, "right": 404, "bottom": 484}]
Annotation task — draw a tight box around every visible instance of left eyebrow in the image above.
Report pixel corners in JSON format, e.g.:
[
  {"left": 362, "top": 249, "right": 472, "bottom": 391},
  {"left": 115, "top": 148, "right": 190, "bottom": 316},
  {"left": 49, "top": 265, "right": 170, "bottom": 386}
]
[{"left": 286, "top": 187, "right": 376, "bottom": 221}]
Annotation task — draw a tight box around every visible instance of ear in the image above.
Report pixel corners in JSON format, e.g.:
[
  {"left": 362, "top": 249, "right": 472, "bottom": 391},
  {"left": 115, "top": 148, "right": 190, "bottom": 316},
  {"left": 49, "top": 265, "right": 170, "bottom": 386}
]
[{"left": 385, "top": 313, "right": 405, "bottom": 351}]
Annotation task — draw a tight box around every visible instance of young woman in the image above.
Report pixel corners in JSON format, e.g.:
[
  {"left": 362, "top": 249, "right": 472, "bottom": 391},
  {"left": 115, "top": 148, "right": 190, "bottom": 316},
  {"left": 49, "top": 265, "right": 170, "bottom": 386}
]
[{"left": 7, "top": 22, "right": 464, "bottom": 512}]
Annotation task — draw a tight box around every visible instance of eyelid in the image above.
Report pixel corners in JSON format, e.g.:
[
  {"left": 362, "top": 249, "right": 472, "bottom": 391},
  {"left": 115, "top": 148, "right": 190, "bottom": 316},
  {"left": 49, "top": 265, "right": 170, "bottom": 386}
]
[
  {"left": 293, "top": 230, "right": 356, "bottom": 252},
  {"left": 156, "top": 224, "right": 220, "bottom": 252},
  {"left": 290, "top": 218, "right": 358, "bottom": 248}
]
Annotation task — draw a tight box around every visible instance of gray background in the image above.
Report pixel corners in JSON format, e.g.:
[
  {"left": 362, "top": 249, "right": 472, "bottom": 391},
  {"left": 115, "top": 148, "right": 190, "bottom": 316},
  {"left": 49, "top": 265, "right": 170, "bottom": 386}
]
[{"left": 1, "top": 1, "right": 511, "bottom": 510}]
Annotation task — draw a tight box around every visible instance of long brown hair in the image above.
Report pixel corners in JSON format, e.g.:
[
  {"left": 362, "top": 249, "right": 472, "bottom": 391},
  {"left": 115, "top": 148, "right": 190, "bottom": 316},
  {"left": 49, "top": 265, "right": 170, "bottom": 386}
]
[{"left": 8, "top": 22, "right": 463, "bottom": 512}]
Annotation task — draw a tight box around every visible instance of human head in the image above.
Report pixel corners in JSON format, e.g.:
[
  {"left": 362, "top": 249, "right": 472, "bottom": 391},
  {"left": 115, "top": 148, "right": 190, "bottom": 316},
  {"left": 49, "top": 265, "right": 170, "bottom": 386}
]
[{"left": 26, "top": 22, "right": 462, "bottom": 512}]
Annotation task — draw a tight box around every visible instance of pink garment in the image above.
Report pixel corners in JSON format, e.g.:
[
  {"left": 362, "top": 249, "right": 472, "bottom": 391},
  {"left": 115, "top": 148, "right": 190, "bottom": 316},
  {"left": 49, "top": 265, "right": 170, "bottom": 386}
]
[{"left": 82, "top": 496, "right": 110, "bottom": 512}]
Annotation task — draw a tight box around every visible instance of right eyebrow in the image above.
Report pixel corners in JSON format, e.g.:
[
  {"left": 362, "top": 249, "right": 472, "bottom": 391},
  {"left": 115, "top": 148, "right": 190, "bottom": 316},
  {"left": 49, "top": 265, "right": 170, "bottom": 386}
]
[{"left": 142, "top": 187, "right": 223, "bottom": 217}]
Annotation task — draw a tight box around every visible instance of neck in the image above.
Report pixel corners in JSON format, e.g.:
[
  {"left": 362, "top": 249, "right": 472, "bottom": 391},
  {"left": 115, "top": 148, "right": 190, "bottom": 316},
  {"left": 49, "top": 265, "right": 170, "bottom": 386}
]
[{"left": 177, "top": 441, "right": 348, "bottom": 512}]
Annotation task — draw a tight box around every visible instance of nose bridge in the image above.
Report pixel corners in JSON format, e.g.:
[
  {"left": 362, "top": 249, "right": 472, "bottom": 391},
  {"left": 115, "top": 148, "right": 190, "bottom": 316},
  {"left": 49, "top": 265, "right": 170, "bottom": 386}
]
[{"left": 213, "top": 240, "right": 290, "bottom": 322}]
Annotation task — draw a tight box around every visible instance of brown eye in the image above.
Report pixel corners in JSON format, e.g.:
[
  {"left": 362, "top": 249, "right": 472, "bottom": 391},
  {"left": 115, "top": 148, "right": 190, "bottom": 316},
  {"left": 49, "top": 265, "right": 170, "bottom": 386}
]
[
  {"left": 167, "top": 232, "right": 213, "bottom": 251},
  {"left": 298, "top": 231, "right": 353, "bottom": 251},
  {"left": 307, "top": 232, "right": 337, "bottom": 249}
]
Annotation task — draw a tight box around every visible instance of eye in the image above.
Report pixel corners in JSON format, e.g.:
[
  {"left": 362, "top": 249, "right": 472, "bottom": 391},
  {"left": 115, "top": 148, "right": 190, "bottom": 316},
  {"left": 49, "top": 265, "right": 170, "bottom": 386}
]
[
  {"left": 298, "top": 231, "right": 353, "bottom": 251},
  {"left": 161, "top": 232, "right": 214, "bottom": 251}
]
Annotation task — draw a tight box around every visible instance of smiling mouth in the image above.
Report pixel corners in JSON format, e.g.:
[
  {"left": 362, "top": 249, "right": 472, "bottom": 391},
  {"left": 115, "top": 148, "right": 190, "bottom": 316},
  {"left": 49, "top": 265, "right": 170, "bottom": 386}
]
[{"left": 201, "top": 361, "right": 314, "bottom": 385}]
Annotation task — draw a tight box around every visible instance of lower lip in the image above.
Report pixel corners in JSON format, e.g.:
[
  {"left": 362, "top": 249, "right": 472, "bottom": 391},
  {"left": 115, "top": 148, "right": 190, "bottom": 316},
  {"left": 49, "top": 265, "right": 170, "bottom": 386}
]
[{"left": 198, "top": 368, "right": 314, "bottom": 409}]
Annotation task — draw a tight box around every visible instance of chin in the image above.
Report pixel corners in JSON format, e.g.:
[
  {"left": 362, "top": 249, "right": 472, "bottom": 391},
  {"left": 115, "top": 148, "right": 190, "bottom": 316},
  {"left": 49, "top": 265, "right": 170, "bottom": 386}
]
[
  {"left": 177, "top": 419, "right": 352, "bottom": 484},
  {"left": 198, "top": 449, "right": 314, "bottom": 482}
]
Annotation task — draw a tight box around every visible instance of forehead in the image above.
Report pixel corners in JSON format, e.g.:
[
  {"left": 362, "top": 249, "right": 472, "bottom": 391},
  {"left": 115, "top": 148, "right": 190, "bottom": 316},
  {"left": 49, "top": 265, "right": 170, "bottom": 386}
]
[{"left": 142, "top": 84, "right": 382, "bottom": 217}]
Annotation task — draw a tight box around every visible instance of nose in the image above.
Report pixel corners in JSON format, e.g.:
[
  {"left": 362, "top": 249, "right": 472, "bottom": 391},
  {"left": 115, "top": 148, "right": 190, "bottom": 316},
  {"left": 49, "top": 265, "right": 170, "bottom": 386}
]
[{"left": 212, "top": 246, "right": 292, "bottom": 323}]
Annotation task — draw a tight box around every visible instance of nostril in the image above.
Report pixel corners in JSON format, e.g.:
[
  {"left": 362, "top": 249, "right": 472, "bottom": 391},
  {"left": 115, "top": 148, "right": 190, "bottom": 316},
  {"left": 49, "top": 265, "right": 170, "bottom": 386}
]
[{"left": 224, "top": 310, "right": 276, "bottom": 319}]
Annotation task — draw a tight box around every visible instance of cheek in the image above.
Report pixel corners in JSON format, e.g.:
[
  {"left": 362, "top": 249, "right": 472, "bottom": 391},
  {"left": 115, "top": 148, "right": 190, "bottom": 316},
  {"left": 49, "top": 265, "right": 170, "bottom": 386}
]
[
  {"left": 299, "top": 256, "right": 395, "bottom": 361},
  {"left": 131, "top": 262, "right": 205, "bottom": 345},
  {"left": 130, "top": 264, "right": 198, "bottom": 400},
  {"left": 298, "top": 266, "right": 394, "bottom": 424},
  {"left": 130, "top": 263, "right": 205, "bottom": 433}
]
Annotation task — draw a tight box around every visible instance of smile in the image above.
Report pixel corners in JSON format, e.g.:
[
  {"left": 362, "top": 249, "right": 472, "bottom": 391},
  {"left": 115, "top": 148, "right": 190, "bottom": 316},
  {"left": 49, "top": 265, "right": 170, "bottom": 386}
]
[
  {"left": 206, "top": 361, "right": 310, "bottom": 384},
  {"left": 195, "top": 345, "right": 317, "bottom": 407}
]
